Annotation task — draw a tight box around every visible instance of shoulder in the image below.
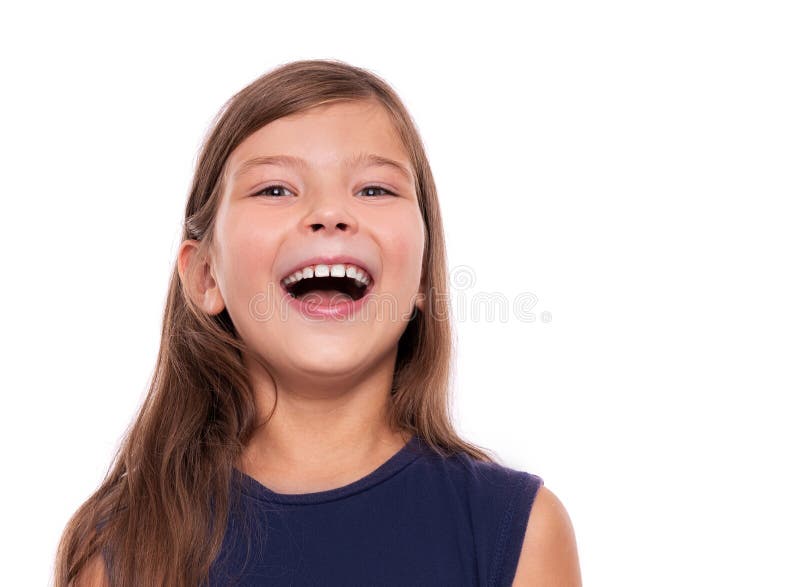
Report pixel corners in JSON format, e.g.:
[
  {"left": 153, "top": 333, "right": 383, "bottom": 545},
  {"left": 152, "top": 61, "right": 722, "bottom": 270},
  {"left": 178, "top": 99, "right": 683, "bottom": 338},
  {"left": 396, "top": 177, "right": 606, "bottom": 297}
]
[
  {"left": 512, "top": 485, "right": 582, "bottom": 586},
  {"left": 73, "top": 552, "right": 110, "bottom": 587},
  {"left": 414, "top": 442, "right": 581, "bottom": 584}
]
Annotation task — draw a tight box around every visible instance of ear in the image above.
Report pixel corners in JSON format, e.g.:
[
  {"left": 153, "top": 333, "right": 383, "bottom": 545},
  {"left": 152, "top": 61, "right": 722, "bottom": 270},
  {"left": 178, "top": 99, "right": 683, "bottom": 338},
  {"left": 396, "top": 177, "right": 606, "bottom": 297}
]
[
  {"left": 177, "top": 239, "right": 226, "bottom": 315},
  {"left": 415, "top": 272, "right": 427, "bottom": 312}
]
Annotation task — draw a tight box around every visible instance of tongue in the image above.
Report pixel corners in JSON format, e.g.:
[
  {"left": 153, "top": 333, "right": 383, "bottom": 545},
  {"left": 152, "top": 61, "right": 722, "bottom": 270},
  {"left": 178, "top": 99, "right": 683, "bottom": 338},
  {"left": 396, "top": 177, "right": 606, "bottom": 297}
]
[{"left": 297, "top": 289, "right": 353, "bottom": 303}]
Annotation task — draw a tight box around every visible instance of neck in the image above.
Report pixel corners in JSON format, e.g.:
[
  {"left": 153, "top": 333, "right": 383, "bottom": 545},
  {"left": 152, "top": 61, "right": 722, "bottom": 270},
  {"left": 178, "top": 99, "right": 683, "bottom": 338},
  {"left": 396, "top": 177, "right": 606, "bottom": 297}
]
[{"left": 235, "top": 350, "right": 410, "bottom": 494}]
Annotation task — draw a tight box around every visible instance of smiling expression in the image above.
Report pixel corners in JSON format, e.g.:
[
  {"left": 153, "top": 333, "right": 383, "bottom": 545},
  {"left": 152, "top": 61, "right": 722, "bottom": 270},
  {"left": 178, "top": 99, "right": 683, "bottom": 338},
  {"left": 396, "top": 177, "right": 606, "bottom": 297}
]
[{"left": 207, "top": 99, "right": 426, "bottom": 382}]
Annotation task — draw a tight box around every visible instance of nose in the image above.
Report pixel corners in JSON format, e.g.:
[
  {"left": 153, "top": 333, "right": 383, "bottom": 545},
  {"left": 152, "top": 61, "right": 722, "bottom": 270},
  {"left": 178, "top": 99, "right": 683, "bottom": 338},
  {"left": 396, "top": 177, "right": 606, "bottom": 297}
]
[{"left": 303, "top": 191, "right": 358, "bottom": 234}]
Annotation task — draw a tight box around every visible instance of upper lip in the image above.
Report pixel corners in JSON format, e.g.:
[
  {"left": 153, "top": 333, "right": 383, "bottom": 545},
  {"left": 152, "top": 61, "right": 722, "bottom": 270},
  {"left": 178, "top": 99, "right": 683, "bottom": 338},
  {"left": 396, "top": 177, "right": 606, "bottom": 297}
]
[{"left": 278, "top": 254, "right": 377, "bottom": 285}]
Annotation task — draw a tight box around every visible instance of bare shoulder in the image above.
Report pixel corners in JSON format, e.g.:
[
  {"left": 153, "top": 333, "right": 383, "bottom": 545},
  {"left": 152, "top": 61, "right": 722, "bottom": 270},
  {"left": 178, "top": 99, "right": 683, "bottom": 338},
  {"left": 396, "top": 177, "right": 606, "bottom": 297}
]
[
  {"left": 512, "top": 485, "right": 582, "bottom": 586},
  {"left": 73, "top": 552, "right": 110, "bottom": 587}
]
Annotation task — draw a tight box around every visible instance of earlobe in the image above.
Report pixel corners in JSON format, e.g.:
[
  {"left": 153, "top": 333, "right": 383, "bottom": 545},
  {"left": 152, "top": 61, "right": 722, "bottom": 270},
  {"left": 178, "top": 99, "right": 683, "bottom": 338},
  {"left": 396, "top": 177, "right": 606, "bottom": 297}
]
[
  {"left": 415, "top": 288, "right": 425, "bottom": 312},
  {"left": 177, "top": 239, "right": 226, "bottom": 315},
  {"left": 414, "top": 274, "right": 427, "bottom": 311}
]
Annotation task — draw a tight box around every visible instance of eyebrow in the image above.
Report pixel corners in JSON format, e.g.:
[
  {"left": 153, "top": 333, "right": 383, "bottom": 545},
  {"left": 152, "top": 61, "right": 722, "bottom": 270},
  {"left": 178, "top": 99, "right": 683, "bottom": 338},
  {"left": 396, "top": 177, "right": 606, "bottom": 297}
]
[{"left": 231, "top": 152, "right": 414, "bottom": 184}]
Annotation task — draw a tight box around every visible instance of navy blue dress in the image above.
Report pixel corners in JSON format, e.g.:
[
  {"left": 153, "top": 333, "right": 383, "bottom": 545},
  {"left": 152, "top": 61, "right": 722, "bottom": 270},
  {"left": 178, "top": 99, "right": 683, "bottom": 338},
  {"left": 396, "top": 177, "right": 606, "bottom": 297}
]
[{"left": 207, "top": 435, "right": 543, "bottom": 587}]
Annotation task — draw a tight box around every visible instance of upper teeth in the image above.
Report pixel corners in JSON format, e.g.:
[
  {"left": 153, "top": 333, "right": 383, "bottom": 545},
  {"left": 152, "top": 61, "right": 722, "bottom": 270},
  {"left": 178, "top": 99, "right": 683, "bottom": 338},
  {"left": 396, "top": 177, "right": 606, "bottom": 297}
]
[{"left": 281, "top": 264, "right": 372, "bottom": 288}]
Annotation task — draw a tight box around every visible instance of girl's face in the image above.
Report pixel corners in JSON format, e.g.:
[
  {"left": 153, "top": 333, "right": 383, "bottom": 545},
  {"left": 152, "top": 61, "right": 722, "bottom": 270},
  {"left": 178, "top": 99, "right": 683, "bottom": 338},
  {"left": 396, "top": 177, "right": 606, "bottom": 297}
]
[{"left": 208, "top": 100, "right": 425, "bottom": 386}]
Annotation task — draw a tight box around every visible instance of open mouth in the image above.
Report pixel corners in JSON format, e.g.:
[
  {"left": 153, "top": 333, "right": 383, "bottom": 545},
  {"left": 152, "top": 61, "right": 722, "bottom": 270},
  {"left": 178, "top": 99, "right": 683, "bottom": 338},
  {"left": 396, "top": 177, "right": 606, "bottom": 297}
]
[
  {"left": 280, "top": 264, "right": 373, "bottom": 303},
  {"left": 284, "top": 275, "right": 370, "bottom": 302}
]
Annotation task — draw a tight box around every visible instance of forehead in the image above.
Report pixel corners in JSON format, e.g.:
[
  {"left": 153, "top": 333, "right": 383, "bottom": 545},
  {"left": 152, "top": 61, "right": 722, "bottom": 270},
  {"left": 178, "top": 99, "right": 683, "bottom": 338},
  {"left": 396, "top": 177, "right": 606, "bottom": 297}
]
[{"left": 226, "top": 100, "right": 410, "bottom": 174}]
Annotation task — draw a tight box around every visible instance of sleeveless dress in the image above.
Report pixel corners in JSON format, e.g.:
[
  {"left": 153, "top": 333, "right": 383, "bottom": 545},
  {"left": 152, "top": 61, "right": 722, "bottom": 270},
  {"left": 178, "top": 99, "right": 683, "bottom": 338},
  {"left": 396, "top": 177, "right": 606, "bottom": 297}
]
[{"left": 207, "top": 435, "right": 543, "bottom": 587}]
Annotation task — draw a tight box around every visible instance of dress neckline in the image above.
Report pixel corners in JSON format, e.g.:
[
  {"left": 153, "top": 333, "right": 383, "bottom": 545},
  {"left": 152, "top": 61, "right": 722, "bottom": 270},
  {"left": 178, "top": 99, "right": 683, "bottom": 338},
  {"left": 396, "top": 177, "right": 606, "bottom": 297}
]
[{"left": 232, "top": 434, "right": 426, "bottom": 505}]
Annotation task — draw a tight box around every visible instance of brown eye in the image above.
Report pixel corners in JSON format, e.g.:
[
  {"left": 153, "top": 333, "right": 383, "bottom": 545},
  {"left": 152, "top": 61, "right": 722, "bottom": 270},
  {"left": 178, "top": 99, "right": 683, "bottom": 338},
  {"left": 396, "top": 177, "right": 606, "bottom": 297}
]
[{"left": 254, "top": 185, "right": 293, "bottom": 198}]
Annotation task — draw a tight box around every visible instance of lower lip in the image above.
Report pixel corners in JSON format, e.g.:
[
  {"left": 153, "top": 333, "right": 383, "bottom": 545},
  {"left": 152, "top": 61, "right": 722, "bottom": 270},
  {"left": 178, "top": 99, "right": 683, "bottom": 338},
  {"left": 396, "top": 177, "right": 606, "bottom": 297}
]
[{"left": 283, "top": 285, "right": 373, "bottom": 320}]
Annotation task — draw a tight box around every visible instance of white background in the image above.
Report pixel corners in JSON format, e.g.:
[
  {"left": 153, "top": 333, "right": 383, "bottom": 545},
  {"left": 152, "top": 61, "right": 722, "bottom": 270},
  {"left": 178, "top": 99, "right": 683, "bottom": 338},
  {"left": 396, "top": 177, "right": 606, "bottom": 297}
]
[{"left": 1, "top": 1, "right": 798, "bottom": 585}]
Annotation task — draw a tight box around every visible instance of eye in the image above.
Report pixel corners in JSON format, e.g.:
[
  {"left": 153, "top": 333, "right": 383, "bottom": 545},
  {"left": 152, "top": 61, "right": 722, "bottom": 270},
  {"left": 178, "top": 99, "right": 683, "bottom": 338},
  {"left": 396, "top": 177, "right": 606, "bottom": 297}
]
[
  {"left": 252, "top": 184, "right": 396, "bottom": 198},
  {"left": 253, "top": 184, "right": 293, "bottom": 198},
  {"left": 359, "top": 185, "right": 395, "bottom": 197}
]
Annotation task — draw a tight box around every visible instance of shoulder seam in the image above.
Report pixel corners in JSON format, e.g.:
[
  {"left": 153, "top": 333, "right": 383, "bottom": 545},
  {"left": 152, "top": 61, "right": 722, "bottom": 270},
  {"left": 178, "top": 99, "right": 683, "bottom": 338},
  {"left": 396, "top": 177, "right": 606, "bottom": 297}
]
[{"left": 487, "top": 472, "right": 543, "bottom": 587}]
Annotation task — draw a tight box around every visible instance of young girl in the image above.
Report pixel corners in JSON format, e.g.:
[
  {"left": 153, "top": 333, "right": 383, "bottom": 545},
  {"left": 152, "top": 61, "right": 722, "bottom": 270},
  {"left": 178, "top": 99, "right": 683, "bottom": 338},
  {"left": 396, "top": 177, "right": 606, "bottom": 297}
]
[{"left": 55, "top": 59, "right": 581, "bottom": 586}]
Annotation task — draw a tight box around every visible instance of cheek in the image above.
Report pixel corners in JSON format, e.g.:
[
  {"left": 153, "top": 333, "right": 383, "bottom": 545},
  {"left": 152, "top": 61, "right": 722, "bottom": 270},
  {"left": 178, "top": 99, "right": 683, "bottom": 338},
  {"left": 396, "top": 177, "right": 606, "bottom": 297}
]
[
  {"left": 217, "top": 217, "right": 279, "bottom": 302},
  {"left": 380, "top": 210, "right": 425, "bottom": 284}
]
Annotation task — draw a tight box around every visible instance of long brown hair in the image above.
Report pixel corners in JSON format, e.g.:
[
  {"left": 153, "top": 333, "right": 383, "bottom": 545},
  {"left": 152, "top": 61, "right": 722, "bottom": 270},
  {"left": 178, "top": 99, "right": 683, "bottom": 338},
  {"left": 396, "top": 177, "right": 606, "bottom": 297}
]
[{"left": 54, "top": 58, "right": 499, "bottom": 587}]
